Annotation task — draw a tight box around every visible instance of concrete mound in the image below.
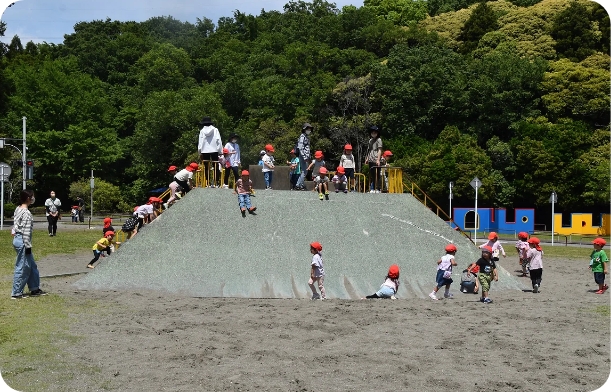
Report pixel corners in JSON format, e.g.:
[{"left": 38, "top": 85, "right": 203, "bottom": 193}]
[{"left": 74, "top": 188, "right": 525, "bottom": 299}]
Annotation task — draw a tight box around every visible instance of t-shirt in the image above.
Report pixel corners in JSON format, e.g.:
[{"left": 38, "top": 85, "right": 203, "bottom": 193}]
[
  {"left": 174, "top": 169, "right": 193, "bottom": 182},
  {"left": 475, "top": 257, "right": 496, "bottom": 275},
  {"left": 479, "top": 240, "right": 505, "bottom": 257},
  {"left": 332, "top": 174, "right": 347, "bottom": 184},
  {"left": 311, "top": 253, "right": 325, "bottom": 277},
  {"left": 526, "top": 248, "right": 543, "bottom": 270},
  {"left": 310, "top": 159, "right": 325, "bottom": 176},
  {"left": 590, "top": 249, "right": 609, "bottom": 273},
  {"left": 437, "top": 254, "right": 454, "bottom": 272},
  {"left": 381, "top": 277, "right": 399, "bottom": 293},
  {"left": 93, "top": 237, "right": 110, "bottom": 251},
  {"left": 44, "top": 197, "right": 61, "bottom": 216},
  {"left": 314, "top": 175, "right": 329, "bottom": 184},
  {"left": 366, "top": 137, "right": 382, "bottom": 163},
  {"left": 515, "top": 240, "right": 529, "bottom": 259},
  {"left": 262, "top": 154, "right": 275, "bottom": 172},
  {"left": 225, "top": 142, "right": 240, "bottom": 167},
  {"left": 136, "top": 204, "right": 154, "bottom": 218},
  {"left": 340, "top": 153, "right": 356, "bottom": 169},
  {"left": 235, "top": 178, "right": 253, "bottom": 195},
  {"left": 290, "top": 157, "right": 301, "bottom": 175}
]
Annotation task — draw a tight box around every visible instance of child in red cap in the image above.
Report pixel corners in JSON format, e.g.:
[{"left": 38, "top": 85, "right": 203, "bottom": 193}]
[
  {"left": 262, "top": 144, "right": 275, "bottom": 190},
  {"left": 429, "top": 244, "right": 458, "bottom": 300},
  {"left": 526, "top": 237, "right": 544, "bottom": 293},
  {"left": 307, "top": 151, "right": 326, "bottom": 180},
  {"left": 467, "top": 245, "right": 498, "bottom": 303},
  {"left": 233, "top": 170, "right": 256, "bottom": 215},
  {"left": 364, "top": 264, "right": 400, "bottom": 299},
  {"left": 332, "top": 166, "right": 348, "bottom": 194},
  {"left": 340, "top": 144, "right": 356, "bottom": 192},
  {"left": 590, "top": 237, "right": 609, "bottom": 294},
  {"left": 515, "top": 232, "right": 530, "bottom": 276},
  {"left": 309, "top": 242, "right": 326, "bottom": 300},
  {"left": 87, "top": 231, "right": 119, "bottom": 269},
  {"left": 314, "top": 167, "right": 330, "bottom": 200},
  {"left": 479, "top": 232, "right": 506, "bottom": 263}
]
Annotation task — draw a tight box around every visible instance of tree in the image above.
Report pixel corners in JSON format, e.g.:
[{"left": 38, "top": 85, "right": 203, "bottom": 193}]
[
  {"left": 458, "top": 1, "right": 499, "bottom": 54},
  {"left": 363, "top": 0, "right": 429, "bottom": 25},
  {"left": 69, "top": 178, "right": 130, "bottom": 213},
  {"left": 550, "top": 1, "right": 599, "bottom": 62},
  {"left": 7, "top": 35, "right": 23, "bottom": 59},
  {"left": 132, "top": 43, "right": 196, "bottom": 93}
]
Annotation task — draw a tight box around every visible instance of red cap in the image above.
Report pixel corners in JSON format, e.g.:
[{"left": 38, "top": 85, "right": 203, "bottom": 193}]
[
  {"left": 336, "top": 166, "right": 345, "bottom": 174},
  {"left": 223, "top": 148, "right": 229, "bottom": 154},
  {"left": 314, "top": 151, "right": 323, "bottom": 159},
  {"left": 103, "top": 217, "right": 111, "bottom": 224},
  {"left": 383, "top": 150, "right": 393, "bottom": 157},
  {"left": 189, "top": 162, "right": 199, "bottom": 170},
  {"left": 528, "top": 236, "right": 542, "bottom": 251},
  {"left": 344, "top": 144, "right": 352, "bottom": 150},
  {"left": 319, "top": 167, "right": 328, "bottom": 175},
  {"left": 488, "top": 232, "right": 498, "bottom": 240},
  {"left": 241, "top": 170, "right": 249, "bottom": 176},
  {"left": 105, "top": 231, "right": 115, "bottom": 237},
  {"left": 168, "top": 165, "right": 177, "bottom": 172},
  {"left": 592, "top": 237, "right": 607, "bottom": 247},
  {"left": 445, "top": 244, "right": 457, "bottom": 252},
  {"left": 290, "top": 149, "right": 295, "bottom": 154},
  {"left": 481, "top": 245, "right": 493, "bottom": 254},
  {"left": 265, "top": 144, "right": 275, "bottom": 153},
  {"left": 518, "top": 232, "right": 528, "bottom": 240},
  {"left": 388, "top": 264, "right": 400, "bottom": 279},
  {"left": 310, "top": 241, "right": 322, "bottom": 252}
]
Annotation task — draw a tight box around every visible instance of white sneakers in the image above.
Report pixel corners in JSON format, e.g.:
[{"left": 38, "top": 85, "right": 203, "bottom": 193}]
[{"left": 429, "top": 293, "right": 438, "bottom": 300}]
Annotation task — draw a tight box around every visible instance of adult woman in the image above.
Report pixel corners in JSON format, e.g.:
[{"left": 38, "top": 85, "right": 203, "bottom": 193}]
[{"left": 12, "top": 189, "right": 46, "bottom": 299}]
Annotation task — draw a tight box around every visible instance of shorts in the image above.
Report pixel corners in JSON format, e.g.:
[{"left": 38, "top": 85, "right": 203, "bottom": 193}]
[
  {"left": 344, "top": 168, "right": 355, "bottom": 179},
  {"left": 594, "top": 272, "right": 606, "bottom": 285},
  {"left": 478, "top": 273, "right": 493, "bottom": 292},
  {"left": 435, "top": 269, "right": 453, "bottom": 288}
]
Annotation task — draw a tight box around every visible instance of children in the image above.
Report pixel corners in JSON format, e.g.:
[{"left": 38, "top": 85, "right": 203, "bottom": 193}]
[
  {"left": 288, "top": 149, "right": 301, "bottom": 190},
  {"left": 87, "top": 231, "right": 119, "bottom": 269},
  {"left": 262, "top": 144, "right": 275, "bottom": 190},
  {"left": 332, "top": 166, "right": 348, "bottom": 193},
  {"left": 233, "top": 170, "right": 257, "bottom": 215},
  {"left": 479, "top": 232, "right": 506, "bottom": 262},
  {"left": 339, "top": 144, "right": 356, "bottom": 192},
  {"left": 314, "top": 167, "right": 330, "bottom": 200},
  {"left": 515, "top": 232, "right": 530, "bottom": 276},
  {"left": 308, "top": 241, "right": 326, "bottom": 300},
  {"left": 467, "top": 245, "right": 498, "bottom": 304},
  {"left": 307, "top": 151, "right": 326, "bottom": 179},
  {"left": 429, "top": 244, "right": 458, "bottom": 300},
  {"left": 589, "top": 237, "right": 609, "bottom": 294},
  {"left": 71, "top": 206, "right": 79, "bottom": 223},
  {"left": 526, "top": 237, "right": 543, "bottom": 293},
  {"left": 223, "top": 133, "right": 241, "bottom": 189},
  {"left": 218, "top": 148, "right": 232, "bottom": 188},
  {"left": 364, "top": 264, "right": 400, "bottom": 299}
]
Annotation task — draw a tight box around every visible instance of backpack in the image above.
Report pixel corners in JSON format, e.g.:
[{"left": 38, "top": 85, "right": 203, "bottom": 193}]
[{"left": 122, "top": 216, "right": 138, "bottom": 232}]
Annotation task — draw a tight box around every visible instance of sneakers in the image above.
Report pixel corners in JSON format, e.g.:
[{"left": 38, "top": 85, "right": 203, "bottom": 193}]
[
  {"left": 428, "top": 293, "right": 438, "bottom": 300},
  {"left": 595, "top": 289, "right": 605, "bottom": 294},
  {"left": 248, "top": 207, "right": 257, "bottom": 213},
  {"left": 163, "top": 202, "right": 169, "bottom": 209},
  {"left": 30, "top": 289, "right": 48, "bottom": 296},
  {"left": 311, "top": 294, "right": 321, "bottom": 300},
  {"left": 240, "top": 207, "right": 246, "bottom": 212},
  {"left": 87, "top": 264, "right": 95, "bottom": 269},
  {"left": 533, "top": 284, "right": 539, "bottom": 293},
  {"left": 335, "top": 190, "right": 339, "bottom": 193},
  {"left": 319, "top": 193, "right": 324, "bottom": 200},
  {"left": 11, "top": 293, "right": 27, "bottom": 299},
  {"left": 222, "top": 185, "right": 229, "bottom": 189},
  {"left": 483, "top": 297, "right": 493, "bottom": 304},
  {"left": 444, "top": 292, "right": 454, "bottom": 299},
  {"left": 343, "top": 190, "right": 348, "bottom": 194},
  {"left": 325, "top": 193, "right": 329, "bottom": 200},
  {"left": 390, "top": 295, "right": 397, "bottom": 300}
]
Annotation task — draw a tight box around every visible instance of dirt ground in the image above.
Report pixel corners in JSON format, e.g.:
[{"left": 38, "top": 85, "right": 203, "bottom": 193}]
[{"left": 5, "top": 251, "right": 611, "bottom": 392}]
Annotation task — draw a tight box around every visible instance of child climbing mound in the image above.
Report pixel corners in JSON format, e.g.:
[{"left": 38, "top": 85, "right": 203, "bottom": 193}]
[{"left": 364, "top": 264, "right": 400, "bottom": 299}]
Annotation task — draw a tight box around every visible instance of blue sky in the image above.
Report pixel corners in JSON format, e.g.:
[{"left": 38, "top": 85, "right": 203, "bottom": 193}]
[{"left": 0, "top": 0, "right": 364, "bottom": 44}]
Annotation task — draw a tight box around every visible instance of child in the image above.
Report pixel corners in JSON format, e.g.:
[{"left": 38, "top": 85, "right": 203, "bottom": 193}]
[
  {"left": 307, "top": 151, "right": 326, "bottom": 179},
  {"left": 380, "top": 150, "right": 393, "bottom": 192},
  {"left": 467, "top": 245, "right": 498, "bottom": 304},
  {"left": 102, "top": 217, "right": 115, "bottom": 255},
  {"left": 218, "top": 148, "right": 232, "bottom": 188},
  {"left": 223, "top": 133, "right": 241, "bottom": 189},
  {"left": 479, "top": 232, "right": 506, "bottom": 262},
  {"left": 526, "top": 237, "right": 543, "bottom": 293},
  {"left": 314, "top": 167, "right": 330, "bottom": 200},
  {"left": 429, "top": 244, "right": 458, "bottom": 300},
  {"left": 258, "top": 150, "right": 265, "bottom": 166},
  {"left": 332, "top": 166, "right": 348, "bottom": 193},
  {"left": 233, "top": 170, "right": 257, "bottom": 215},
  {"left": 515, "top": 232, "right": 530, "bottom": 276},
  {"left": 339, "top": 144, "right": 356, "bottom": 192},
  {"left": 173, "top": 163, "right": 197, "bottom": 195},
  {"left": 288, "top": 149, "right": 301, "bottom": 190},
  {"left": 590, "top": 237, "right": 609, "bottom": 294},
  {"left": 71, "top": 206, "right": 79, "bottom": 223},
  {"left": 364, "top": 264, "right": 400, "bottom": 299},
  {"left": 308, "top": 241, "right": 326, "bottom": 300},
  {"left": 121, "top": 212, "right": 139, "bottom": 239},
  {"left": 262, "top": 144, "right": 275, "bottom": 190},
  {"left": 87, "top": 231, "right": 119, "bottom": 269},
  {"left": 165, "top": 165, "right": 180, "bottom": 208}
]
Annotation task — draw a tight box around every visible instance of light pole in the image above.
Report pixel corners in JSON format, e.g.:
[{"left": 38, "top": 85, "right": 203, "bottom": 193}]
[
  {"left": 22, "top": 117, "right": 26, "bottom": 190},
  {"left": 90, "top": 170, "right": 95, "bottom": 222},
  {"left": 470, "top": 177, "right": 482, "bottom": 243},
  {"left": 449, "top": 181, "right": 454, "bottom": 227},
  {"left": 550, "top": 191, "right": 557, "bottom": 246}
]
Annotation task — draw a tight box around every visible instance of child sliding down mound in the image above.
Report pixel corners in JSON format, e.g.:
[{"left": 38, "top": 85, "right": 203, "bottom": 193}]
[
  {"left": 233, "top": 170, "right": 256, "bottom": 216},
  {"left": 364, "top": 264, "right": 400, "bottom": 299}
]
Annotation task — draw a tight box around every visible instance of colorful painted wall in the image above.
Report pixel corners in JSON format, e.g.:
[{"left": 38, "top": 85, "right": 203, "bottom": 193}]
[
  {"left": 451, "top": 208, "right": 535, "bottom": 234},
  {"left": 553, "top": 213, "right": 610, "bottom": 236}
]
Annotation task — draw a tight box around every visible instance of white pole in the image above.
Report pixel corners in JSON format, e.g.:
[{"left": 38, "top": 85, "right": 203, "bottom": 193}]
[
  {"left": 90, "top": 170, "right": 94, "bottom": 221},
  {"left": 551, "top": 197, "right": 555, "bottom": 247},
  {"left": 1, "top": 167, "right": 4, "bottom": 231},
  {"left": 22, "top": 116, "right": 26, "bottom": 190},
  {"left": 449, "top": 182, "right": 453, "bottom": 223},
  {"left": 474, "top": 186, "right": 478, "bottom": 244}
]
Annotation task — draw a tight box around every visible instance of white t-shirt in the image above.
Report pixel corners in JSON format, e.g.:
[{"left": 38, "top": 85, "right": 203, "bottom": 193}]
[
  {"left": 437, "top": 254, "right": 454, "bottom": 272},
  {"left": 311, "top": 253, "right": 325, "bottom": 277},
  {"left": 136, "top": 204, "right": 154, "bottom": 218},
  {"left": 44, "top": 198, "right": 61, "bottom": 216},
  {"left": 262, "top": 154, "right": 275, "bottom": 172},
  {"left": 340, "top": 154, "right": 356, "bottom": 169},
  {"left": 527, "top": 248, "right": 543, "bottom": 270},
  {"left": 174, "top": 169, "right": 193, "bottom": 182}
]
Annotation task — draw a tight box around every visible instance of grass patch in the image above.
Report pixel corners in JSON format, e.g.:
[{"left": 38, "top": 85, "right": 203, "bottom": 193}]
[
  {"left": 538, "top": 245, "right": 594, "bottom": 259},
  {"left": 592, "top": 305, "right": 610, "bottom": 318}
]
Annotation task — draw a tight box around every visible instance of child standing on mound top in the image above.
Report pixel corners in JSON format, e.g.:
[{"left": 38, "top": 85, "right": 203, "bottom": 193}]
[
  {"left": 589, "top": 237, "right": 609, "bottom": 294},
  {"left": 339, "top": 144, "right": 356, "bottom": 192},
  {"left": 364, "top": 264, "right": 400, "bottom": 299},
  {"left": 233, "top": 170, "right": 257, "bottom": 215},
  {"left": 288, "top": 149, "right": 301, "bottom": 190},
  {"left": 467, "top": 245, "right": 498, "bottom": 304},
  {"left": 429, "top": 244, "right": 458, "bottom": 300},
  {"left": 515, "top": 232, "right": 530, "bottom": 276},
  {"left": 526, "top": 237, "right": 543, "bottom": 293},
  {"left": 479, "top": 232, "right": 506, "bottom": 263},
  {"left": 88, "top": 231, "right": 119, "bottom": 269},
  {"left": 262, "top": 144, "right": 275, "bottom": 190},
  {"left": 307, "top": 151, "right": 326, "bottom": 180},
  {"left": 314, "top": 167, "right": 330, "bottom": 200},
  {"left": 308, "top": 242, "right": 326, "bottom": 300}
]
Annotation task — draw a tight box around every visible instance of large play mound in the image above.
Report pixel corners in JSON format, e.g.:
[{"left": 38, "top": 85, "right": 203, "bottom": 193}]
[{"left": 74, "top": 188, "right": 525, "bottom": 299}]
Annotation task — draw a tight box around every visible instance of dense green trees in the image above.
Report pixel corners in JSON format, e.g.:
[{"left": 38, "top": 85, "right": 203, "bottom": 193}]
[{"left": 0, "top": 0, "right": 607, "bottom": 215}]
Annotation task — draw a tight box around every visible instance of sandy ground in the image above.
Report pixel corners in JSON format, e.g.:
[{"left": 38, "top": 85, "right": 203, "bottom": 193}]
[{"left": 5, "top": 251, "right": 611, "bottom": 392}]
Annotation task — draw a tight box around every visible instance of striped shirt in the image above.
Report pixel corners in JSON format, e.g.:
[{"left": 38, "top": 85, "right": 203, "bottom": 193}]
[{"left": 13, "top": 206, "right": 34, "bottom": 248}]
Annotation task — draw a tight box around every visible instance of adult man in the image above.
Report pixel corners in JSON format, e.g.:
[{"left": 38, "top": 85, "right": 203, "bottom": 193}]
[
  {"left": 44, "top": 191, "right": 62, "bottom": 236},
  {"left": 295, "top": 123, "right": 312, "bottom": 190}
]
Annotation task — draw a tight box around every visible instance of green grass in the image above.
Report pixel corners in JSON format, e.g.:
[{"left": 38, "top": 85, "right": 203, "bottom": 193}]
[{"left": 592, "top": 305, "right": 611, "bottom": 318}]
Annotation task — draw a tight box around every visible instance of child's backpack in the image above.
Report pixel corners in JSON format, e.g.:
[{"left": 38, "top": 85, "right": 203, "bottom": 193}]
[
  {"left": 122, "top": 216, "right": 138, "bottom": 232},
  {"left": 460, "top": 269, "right": 477, "bottom": 293}
]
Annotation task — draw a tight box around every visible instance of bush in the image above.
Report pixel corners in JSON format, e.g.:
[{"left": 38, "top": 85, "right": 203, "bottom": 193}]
[
  {"left": 69, "top": 179, "right": 127, "bottom": 213},
  {"left": 2, "top": 202, "right": 17, "bottom": 218}
]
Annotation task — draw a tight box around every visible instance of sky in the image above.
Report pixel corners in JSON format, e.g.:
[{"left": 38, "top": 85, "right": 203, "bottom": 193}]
[{"left": 0, "top": 0, "right": 364, "bottom": 45}]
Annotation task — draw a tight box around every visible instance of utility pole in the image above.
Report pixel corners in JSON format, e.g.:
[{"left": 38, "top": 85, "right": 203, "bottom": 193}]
[{"left": 22, "top": 116, "right": 26, "bottom": 190}]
